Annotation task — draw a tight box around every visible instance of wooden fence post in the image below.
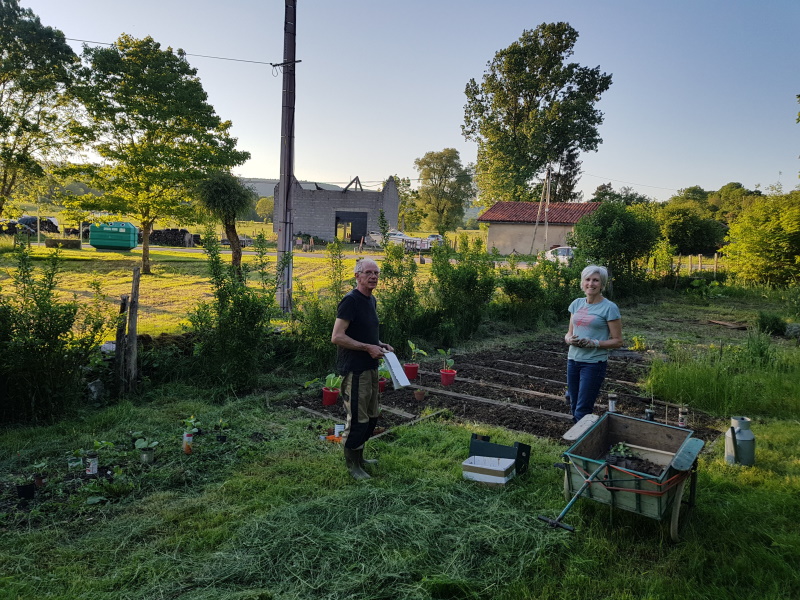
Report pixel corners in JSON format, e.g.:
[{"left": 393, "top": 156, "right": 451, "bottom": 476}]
[
  {"left": 115, "top": 295, "right": 129, "bottom": 396},
  {"left": 698, "top": 254, "right": 703, "bottom": 271},
  {"left": 714, "top": 253, "right": 718, "bottom": 276},
  {"left": 688, "top": 255, "right": 693, "bottom": 273},
  {"left": 125, "top": 267, "right": 141, "bottom": 393}
]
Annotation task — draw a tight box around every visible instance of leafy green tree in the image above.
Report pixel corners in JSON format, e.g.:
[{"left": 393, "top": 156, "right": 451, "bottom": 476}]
[
  {"left": 255, "top": 196, "right": 274, "bottom": 222},
  {"left": 0, "top": 0, "right": 78, "bottom": 217},
  {"left": 707, "top": 182, "right": 761, "bottom": 223},
  {"left": 414, "top": 148, "right": 474, "bottom": 234},
  {"left": 377, "top": 208, "right": 390, "bottom": 246},
  {"left": 569, "top": 201, "right": 659, "bottom": 286},
  {"left": 463, "top": 22, "right": 612, "bottom": 204},
  {"left": 384, "top": 174, "right": 421, "bottom": 231},
  {"left": 589, "top": 183, "right": 651, "bottom": 205},
  {"left": 66, "top": 35, "right": 249, "bottom": 274},
  {"left": 724, "top": 191, "right": 800, "bottom": 286},
  {"left": 657, "top": 203, "right": 726, "bottom": 255},
  {"left": 196, "top": 171, "right": 257, "bottom": 270}
]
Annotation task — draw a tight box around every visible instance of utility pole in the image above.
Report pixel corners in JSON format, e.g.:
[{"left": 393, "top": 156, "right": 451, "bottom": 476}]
[{"left": 276, "top": 0, "right": 298, "bottom": 313}]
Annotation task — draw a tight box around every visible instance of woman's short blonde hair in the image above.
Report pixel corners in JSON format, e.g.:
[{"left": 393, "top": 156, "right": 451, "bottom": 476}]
[{"left": 581, "top": 265, "right": 608, "bottom": 290}]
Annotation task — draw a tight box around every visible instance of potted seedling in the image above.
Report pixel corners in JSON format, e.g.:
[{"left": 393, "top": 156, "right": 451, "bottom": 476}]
[
  {"left": 134, "top": 436, "right": 159, "bottom": 464},
  {"left": 32, "top": 461, "right": 48, "bottom": 488},
  {"left": 182, "top": 416, "right": 200, "bottom": 454},
  {"left": 608, "top": 441, "right": 635, "bottom": 467},
  {"left": 413, "top": 388, "right": 426, "bottom": 402},
  {"left": 644, "top": 401, "right": 656, "bottom": 422},
  {"left": 215, "top": 418, "right": 230, "bottom": 442},
  {"left": 678, "top": 404, "right": 689, "bottom": 428},
  {"left": 438, "top": 348, "right": 456, "bottom": 385},
  {"left": 322, "top": 373, "right": 343, "bottom": 406},
  {"left": 403, "top": 340, "right": 427, "bottom": 380},
  {"left": 67, "top": 449, "right": 84, "bottom": 471},
  {"left": 378, "top": 360, "right": 391, "bottom": 392}
]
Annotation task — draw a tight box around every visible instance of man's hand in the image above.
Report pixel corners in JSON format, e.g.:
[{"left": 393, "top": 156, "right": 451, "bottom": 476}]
[{"left": 366, "top": 344, "right": 387, "bottom": 359}]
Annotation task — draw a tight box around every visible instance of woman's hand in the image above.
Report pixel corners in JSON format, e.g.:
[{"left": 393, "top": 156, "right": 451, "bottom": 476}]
[{"left": 564, "top": 333, "right": 578, "bottom": 346}]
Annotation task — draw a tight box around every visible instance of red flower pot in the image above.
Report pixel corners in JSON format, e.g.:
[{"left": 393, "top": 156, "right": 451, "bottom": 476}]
[
  {"left": 322, "top": 387, "right": 340, "bottom": 406},
  {"left": 440, "top": 369, "right": 457, "bottom": 386},
  {"left": 378, "top": 378, "right": 387, "bottom": 393},
  {"left": 403, "top": 363, "right": 419, "bottom": 380}
]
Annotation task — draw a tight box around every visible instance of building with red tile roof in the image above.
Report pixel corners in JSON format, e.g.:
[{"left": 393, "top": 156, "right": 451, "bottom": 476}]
[{"left": 477, "top": 201, "right": 599, "bottom": 255}]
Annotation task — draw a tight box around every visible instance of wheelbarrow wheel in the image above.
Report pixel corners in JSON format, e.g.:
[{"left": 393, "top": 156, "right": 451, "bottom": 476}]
[{"left": 669, "top": 477, "right": 689, "bottom": 542}]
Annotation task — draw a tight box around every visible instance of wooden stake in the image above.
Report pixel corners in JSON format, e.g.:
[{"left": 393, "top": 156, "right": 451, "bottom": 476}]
[{"left": 125, "top": 267, "right": 141, "bottom": 393}]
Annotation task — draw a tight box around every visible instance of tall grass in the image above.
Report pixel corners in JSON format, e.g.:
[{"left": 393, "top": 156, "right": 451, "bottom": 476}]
[
  {"left": 645, "top": 331, "right": 800, "bottom": 418},
  {"left": 1, "top": 391, "right": 799, "bottom": 599}
]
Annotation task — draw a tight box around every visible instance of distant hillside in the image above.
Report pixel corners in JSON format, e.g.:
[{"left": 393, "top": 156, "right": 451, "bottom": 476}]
[{"left": 239, "top": 178, "right": 342, "bottom": 198}]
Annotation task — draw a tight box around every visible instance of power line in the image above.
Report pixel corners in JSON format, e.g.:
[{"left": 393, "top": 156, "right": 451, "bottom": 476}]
[{"left": 66, "top": 38, "right": 274, "bottom": 65}]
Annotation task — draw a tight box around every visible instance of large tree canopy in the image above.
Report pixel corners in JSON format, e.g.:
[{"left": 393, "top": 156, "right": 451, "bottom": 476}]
[
  {"left": 569, "top": 201, "right": 659, "bottom": 286},
  {"left": 66, "top": 34, "right": 249, "bottom": 274},
  {"left": 0, "top": 0, "right": 77, "bottom": 217},
  {"left": 724, "top": 191, "right": 800, "bottom": 286},
  {"left": 463, "top": 22, "right": 612, "bottom": 204},
  {"left": 413, "top": 148, "right": 474, "bottom": 234}
]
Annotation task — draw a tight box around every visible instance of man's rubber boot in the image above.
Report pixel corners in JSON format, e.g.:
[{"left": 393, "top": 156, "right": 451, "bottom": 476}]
[
  {"left": 357, "top": 448, "right": 378, "bottom": 467},
  {"left": 344, "top": 447, "right": 371, "bottom": 480}
]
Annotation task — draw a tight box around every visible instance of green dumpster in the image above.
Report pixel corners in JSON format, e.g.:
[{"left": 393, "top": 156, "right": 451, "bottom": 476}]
[{"left": 89, "top": 222, "right": 139, "bottom": 250}]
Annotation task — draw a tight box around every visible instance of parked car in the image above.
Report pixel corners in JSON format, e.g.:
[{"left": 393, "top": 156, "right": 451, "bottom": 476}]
[
  {"left": 543, "top": 246, "right": 574, "bottom": 263},
  {"left": 427, "top": 234, "right": 444, "bottom": 245}
]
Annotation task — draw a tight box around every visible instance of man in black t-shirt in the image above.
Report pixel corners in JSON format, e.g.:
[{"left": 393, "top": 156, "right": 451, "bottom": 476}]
[{"left": 331, "top": 259, "right": 394, "bottom": 480}]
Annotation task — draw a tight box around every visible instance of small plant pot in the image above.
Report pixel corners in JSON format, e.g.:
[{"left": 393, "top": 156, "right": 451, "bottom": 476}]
[
  {"left": 33, "top": 473, "right": 47, "bottom": 488},
  {"left": 182, "top": 433, "right": 194, "bottom": 454},
  {"left": 216, "top": 434, "right": 227, "bottom": 443},
  {"left": 67, "top": 457, "right": 83, "bottom": 470},
  {"left": 378, "top": 378, "right": 388, "bottom": 393},
  {"left": 678, "top": 408, "right": 689, "bottom": 428},
  {"left": 413, "top": 389, "right": 426, "bottom": 402},
  {"left": 403, "top": 363, "right": 419, "bottom": 380},
  {"left": 322, "top": 387, "right": 340, "bottom": 406},
  {"left": 85, "top": 451, "right": 99, "bottom": 475},
  {"left": 644, "top": 408, "right": 655, "bottom": 422},
  {"left": 440, "top": 369, "right": 457, "bottom": 386},
  {"left": 140, "top": 447, "right": 155, "bottom": 464},
  {"left": 16, "top": 483, "right": 35, "bottom": 500}
]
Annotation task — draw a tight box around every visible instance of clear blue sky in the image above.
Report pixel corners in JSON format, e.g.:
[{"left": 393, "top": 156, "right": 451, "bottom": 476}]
[{"left": 32, "top": 0, "right": 800, "bottom": 201}]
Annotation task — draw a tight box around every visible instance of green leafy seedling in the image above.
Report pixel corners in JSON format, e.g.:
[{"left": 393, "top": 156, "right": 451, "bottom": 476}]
[
  {"left": 408, "top": 340, "right": 428, "bottom": 362},
  {"left": 325, "top": 373, "right": 343, "bottom": 390},
  {"left": 438, "top": 348, "right": 454, "bottom": 370}
]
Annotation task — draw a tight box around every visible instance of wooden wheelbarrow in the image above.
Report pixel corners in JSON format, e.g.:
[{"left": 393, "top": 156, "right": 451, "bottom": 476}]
[{"left": 538, "top": 413, "right": 705, "bottom": 541}]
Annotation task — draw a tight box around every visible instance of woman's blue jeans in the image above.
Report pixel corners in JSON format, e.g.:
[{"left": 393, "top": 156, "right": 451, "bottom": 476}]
[{"left": 566, "top": 359, "right": 607, "bottom": 423}]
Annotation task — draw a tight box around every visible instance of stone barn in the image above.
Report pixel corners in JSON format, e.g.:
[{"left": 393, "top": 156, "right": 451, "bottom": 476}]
[
  {"left": 478, "top": 201, "right": 600, "bottom": 255},
  {"left": 272, "top": 176, "right": 399, "bottom": 243}
]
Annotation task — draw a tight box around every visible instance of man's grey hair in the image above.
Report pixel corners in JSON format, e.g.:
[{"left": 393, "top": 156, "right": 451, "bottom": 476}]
[
  {"left": 354, "top": 260, "right": 379, "bottom": 275},
  {"left": 581, "top": 265, "right": 609, "bottom": 290}
]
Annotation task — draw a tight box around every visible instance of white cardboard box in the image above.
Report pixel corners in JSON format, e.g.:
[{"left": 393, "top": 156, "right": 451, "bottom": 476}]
[{"left": 462, "top": 455, "right": 516, "bottom": 486}]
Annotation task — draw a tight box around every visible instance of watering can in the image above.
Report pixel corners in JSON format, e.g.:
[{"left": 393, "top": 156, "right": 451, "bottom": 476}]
[{"left": 725, "top": 416, "right": 755, "bottom": 466}]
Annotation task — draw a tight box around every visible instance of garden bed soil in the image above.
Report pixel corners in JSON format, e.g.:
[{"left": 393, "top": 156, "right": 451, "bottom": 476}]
[{"left": 286, "top": 337, "right": 722, "bottom": 446}]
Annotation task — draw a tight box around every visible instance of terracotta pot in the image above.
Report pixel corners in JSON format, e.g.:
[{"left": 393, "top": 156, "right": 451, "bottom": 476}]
[
  {"left": 378, "top": 378, "right": 387, "bottom": 393},
  {"left": 413, "top": 389, "right": 425, "bottom": 401},
  {"left": 33, "top": 473, "right": 47, "bottom": 488},
  {"left": 403, "top": 363, "right": 419, "bottom": 380},
  {"left": 440, "top": 369, "right": 457, "bottom": 386},
  {"left": 322, "top": 387, "right": 340, "bottom": 406}
]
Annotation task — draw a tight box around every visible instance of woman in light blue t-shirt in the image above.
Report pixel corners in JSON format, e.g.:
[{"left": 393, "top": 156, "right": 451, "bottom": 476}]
[{"left": 564, "top": 265, "right": 623, "bottom": 422}]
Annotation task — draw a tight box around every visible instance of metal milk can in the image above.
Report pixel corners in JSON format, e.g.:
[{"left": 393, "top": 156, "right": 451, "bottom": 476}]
[{"left": 725, "top": 416, "right": 755, "bottom": 466}]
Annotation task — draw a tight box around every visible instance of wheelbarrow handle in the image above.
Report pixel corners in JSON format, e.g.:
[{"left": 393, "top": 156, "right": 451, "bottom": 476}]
[
  {"left": 537, "top": 515, "right": 575, "bottom": 532},
  {"left": 538, "top": 461, "right": 608, "bottom": 532}
]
